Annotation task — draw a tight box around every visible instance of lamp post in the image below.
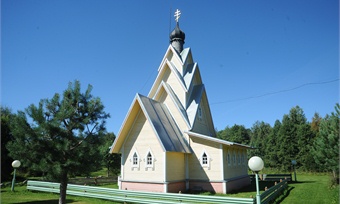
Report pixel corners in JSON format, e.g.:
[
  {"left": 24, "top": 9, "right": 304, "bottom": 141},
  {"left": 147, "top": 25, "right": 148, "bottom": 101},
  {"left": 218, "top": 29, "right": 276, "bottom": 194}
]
[
  {"left": 11, "top": 160, "right": 21, "bottom": 192},
  {"left": 248, "top": 156, "right": 264, "bottom": 204},
  {"left": 291, "top": 160, "right": 297, "bottom": 182}
]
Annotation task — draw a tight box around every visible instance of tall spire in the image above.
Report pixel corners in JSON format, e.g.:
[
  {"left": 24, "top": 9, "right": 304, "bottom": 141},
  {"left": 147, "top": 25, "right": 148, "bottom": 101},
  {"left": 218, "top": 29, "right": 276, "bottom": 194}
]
[{"left": 170, "top": 9, "right": 185, "bottom": 53}]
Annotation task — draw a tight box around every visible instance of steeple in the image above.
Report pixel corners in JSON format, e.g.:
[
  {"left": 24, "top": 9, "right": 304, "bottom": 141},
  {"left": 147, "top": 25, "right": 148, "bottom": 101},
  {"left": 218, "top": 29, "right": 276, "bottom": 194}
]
[{"left": 170, "top": 9, "right": 185, "bottom": 53}]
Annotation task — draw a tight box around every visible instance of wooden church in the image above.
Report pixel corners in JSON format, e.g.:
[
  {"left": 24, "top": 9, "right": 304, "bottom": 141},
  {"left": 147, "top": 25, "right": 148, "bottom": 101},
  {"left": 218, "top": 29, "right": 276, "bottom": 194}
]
[{"left": 109, "top": 10, "right": 251, "bottom": 194}]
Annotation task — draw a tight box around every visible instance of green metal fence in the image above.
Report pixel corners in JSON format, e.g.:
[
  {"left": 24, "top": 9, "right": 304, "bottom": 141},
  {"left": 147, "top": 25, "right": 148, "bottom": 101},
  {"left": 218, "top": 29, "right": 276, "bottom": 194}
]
[
  {"left": 27, "top": 180, "right": 254, "bottom": 204},
  {"left": 27, "top": 179, "right": 289, "bottom": 204}
]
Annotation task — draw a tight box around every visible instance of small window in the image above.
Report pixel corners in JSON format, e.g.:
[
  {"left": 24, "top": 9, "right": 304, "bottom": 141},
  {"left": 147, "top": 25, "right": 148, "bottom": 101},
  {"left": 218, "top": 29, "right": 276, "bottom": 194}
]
[
  {"left": 200, "top": 151, "right": 211, "bottom": 169},
  {"left": 147, "top": 152, "right": 153, "bottom": 166},
  {"left": 132, "top": 152, "right": 138, "bottom": 165},
  {"left": 198, "top": 106, "right": 202, "bottom": 120},
  {"left": 202, "top": 153, "right": 208, "bottom": 165},
  {"left": 131, "top": 150, "right": 140, "bottom": 170},
  {"left": 227, "top": 152, "right": 231, "bottom": 165},
  {"left": 233, "top": 152, "right": 236, "bottom": 165}
]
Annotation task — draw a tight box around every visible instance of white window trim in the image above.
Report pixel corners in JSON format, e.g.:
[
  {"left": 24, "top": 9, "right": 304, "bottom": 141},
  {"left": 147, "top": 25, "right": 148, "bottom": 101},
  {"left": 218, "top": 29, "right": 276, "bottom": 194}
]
[
  {"left": 144, "top": 148, "right": 156, "bottom": 171},
  {"left": 130, "top": 149, "right": 141, "bottom": 170},
  {"left": 199, "top": 150, "right": 212, "bottom": 170}
]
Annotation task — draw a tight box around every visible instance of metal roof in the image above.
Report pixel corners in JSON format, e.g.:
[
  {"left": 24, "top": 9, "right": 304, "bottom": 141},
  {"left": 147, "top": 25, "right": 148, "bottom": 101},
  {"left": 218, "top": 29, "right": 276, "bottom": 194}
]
[
  {"left": 185, "top": 131, "right": 253, "bottom": 149},
  {"left": 138, "top": 94, "right": 191, "bottom": 153}
]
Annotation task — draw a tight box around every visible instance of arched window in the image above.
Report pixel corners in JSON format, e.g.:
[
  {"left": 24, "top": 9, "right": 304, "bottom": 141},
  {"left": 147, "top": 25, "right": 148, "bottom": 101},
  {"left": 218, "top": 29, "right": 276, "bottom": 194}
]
[
  {"left": 202, "top": 153, "right": 208, "bottom": 165},
  {"left": 145, "top": 149, "right": 156, "bottom": 171},
  {"left": 130, "top": 150, "right": 140, "bottom": 170},
  {"left": 133, "top": 152, "right": 138, "bottom": 165},
  {"left": 147, "top": 152, "right": 153, "bottom": 166},
  {"left": 200, "top": 150, "right": 211, "bottom": 169}
]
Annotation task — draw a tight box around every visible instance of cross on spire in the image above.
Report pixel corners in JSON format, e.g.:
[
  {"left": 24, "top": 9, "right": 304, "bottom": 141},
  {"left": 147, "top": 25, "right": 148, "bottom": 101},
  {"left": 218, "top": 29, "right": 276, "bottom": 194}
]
[{"left": 174, "top": 9, "right": 181, "bottom": 22}]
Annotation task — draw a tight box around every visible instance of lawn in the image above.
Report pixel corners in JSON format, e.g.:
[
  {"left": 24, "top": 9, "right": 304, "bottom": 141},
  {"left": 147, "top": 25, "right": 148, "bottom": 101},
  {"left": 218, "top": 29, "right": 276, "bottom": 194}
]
[
  {"left": 1, "top": 173, "right": 338, "bottom": 204},
  {"left": 279, "top": 173, "right": 339, "bottom": 204}
]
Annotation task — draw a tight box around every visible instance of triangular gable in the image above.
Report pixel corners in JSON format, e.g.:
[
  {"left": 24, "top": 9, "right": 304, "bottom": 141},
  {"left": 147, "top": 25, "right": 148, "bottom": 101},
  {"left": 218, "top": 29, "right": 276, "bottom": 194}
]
[
  {"left": 158, "top": 45, "right": 184, "bottom": 72},
  {"left": 110, "top": 94, "right": 191, "bottom": 154},
  {"left": 153, "top": 81, "right": 191, "bottom": 128},
  {"left": 148, "top": 59, "right": 188, "bottom": 99},
  {"left": 186, "top": 85, "right": 215, "bottom": 135}
]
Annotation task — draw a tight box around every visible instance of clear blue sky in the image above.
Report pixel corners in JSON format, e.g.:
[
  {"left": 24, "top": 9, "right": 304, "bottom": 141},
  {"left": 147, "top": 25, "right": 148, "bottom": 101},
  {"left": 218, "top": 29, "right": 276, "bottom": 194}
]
[{"left": 2, "top": 0, "right": 339, "bottom": 134}]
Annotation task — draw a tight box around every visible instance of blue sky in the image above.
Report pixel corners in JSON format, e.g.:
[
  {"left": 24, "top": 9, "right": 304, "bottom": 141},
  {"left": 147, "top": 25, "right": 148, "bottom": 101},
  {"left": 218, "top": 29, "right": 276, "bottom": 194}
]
[{"left": 2, "top": 0, "right": 339, "bottom": 134}]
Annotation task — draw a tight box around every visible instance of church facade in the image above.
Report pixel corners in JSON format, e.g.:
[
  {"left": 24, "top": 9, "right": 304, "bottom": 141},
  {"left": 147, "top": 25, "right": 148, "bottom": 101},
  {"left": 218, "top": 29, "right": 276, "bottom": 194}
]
[{"left": 109, "top": 10, "right": 251, "bottom": 194}]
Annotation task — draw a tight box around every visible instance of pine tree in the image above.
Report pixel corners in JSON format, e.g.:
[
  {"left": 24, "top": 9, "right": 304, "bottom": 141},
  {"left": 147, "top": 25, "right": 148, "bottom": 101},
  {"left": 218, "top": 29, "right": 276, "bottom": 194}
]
[{"left": 7, "top": 81, "right": 110, "bottom": 204}]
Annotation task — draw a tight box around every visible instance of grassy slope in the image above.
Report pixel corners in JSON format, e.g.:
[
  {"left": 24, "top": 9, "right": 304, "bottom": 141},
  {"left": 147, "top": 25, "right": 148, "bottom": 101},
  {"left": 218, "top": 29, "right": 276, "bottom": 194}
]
[{"left": 280, "top": 174, "right": 339, "bottom": 204}]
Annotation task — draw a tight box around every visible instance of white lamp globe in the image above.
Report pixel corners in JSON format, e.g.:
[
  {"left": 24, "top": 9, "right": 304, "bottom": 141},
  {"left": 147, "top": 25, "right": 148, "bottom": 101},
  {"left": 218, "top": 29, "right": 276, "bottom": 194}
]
[
  {"left": 12, "top": 160, "right": 21, "bottom": 168},
  {"left": 248, "top": 156, "right": 264, "bottom": 172}
]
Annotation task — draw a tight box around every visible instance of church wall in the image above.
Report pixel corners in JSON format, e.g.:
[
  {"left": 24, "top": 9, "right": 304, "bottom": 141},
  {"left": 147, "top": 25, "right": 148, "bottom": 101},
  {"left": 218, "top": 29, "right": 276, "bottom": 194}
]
[
  {"left": 223, "top": 146, "right": 248, "bottom": 179},
  {"left": 166, "top": 152, "right": 185, "bottom": 181},
  {"left": 188, "top": 137, "right": 222, "bottom": 181},
  {"left": 122, "top": 112, "right": 164, "bottom": 183}
]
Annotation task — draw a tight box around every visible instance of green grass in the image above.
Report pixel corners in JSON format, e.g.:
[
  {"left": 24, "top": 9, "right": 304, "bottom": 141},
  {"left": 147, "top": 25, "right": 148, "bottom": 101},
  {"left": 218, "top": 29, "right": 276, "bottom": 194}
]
[
  {"left": 279, "top": 173, "right": 339, "bottom": 204},
  {"left": 0, "top": 185, "right": 121, "bottom": 204},
  {"left": 1, "top": 173, "right": 338, "bottom": 204}
]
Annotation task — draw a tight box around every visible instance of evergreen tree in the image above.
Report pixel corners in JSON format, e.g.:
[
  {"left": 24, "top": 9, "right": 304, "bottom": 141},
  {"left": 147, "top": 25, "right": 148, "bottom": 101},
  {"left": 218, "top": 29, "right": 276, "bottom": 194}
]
[
  {"left": 217, "top": 124, "right": 250, "bottom": 144},
  {"left": 1, "top": 106, "right": 15, "bottom": 182},
  {"left": 277, "top": 106, "right": 307, "bottom": 171},
  {"left": 265, "top": 120, "right": 281, "bottom": 169},
  {"left": 249, "top": 121, "right": 271, "bottom": 159},
  {"left": 312, "top": 103, "right": 339, "bottom": 184},
  {"left": 99, "top": 132, "right": 121, "bottom": 177},
  {"left": 7, "top": 81, "right": 110, "bottom": 204}
]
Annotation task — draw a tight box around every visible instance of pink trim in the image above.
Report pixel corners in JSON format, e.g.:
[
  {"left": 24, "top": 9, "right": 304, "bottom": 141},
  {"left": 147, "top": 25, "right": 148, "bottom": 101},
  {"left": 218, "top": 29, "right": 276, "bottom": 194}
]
[{"left": 122, "top": 182, "right": 164, "bottom": 192}]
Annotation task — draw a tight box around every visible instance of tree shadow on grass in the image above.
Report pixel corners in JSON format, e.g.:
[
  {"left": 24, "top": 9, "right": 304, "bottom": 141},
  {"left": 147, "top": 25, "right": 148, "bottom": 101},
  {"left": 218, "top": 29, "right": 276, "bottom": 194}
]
[{"left": 12, "top": 199, "right": 75, "bottom": 204}]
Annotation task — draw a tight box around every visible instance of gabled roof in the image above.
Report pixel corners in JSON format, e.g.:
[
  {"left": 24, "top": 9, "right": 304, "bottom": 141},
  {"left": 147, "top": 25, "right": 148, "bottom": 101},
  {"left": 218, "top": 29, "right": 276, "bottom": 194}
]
[
  {"left": 153, "top": 81, "right": 190, "bottom": 128},
  {"left": 148, "top": 59, "right": 187, "bottom": 99},
  {"left": 110, "top": 94, "right": 191, "bottom": 154},
  {"left": 185, "top": 131, "right": 252, "bottom": 149}
]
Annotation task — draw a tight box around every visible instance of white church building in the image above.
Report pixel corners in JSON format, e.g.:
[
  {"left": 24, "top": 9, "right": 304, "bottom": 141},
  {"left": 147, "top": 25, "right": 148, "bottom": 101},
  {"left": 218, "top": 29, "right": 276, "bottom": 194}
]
[{"left": 109, "top": 10, "right": 251, "bottom": 194}]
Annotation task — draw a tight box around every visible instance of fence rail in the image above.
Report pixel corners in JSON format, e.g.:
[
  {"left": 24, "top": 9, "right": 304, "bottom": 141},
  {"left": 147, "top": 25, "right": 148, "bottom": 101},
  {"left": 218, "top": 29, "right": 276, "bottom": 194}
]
[
  {"left": 27, "top": 180, "right": 254, "bottom": 204},
  {"left": 260, "top": 179, "right": 289, "bottom": 204},
  {"left": 249, "top": 174, "right": 292, "bottom": 181}
]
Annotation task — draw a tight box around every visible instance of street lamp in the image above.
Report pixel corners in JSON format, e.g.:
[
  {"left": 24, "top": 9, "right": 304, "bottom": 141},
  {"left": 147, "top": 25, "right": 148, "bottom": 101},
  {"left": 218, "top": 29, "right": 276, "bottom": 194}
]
[
  {"left": 248, "top": 156, "right": 264, "bottom": 204},
  {"left": 11, "top": 160, "right": 21, "bottom": 192},
  {"left": 291, "top": 160, "right": 297, "bottom": 182}
]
